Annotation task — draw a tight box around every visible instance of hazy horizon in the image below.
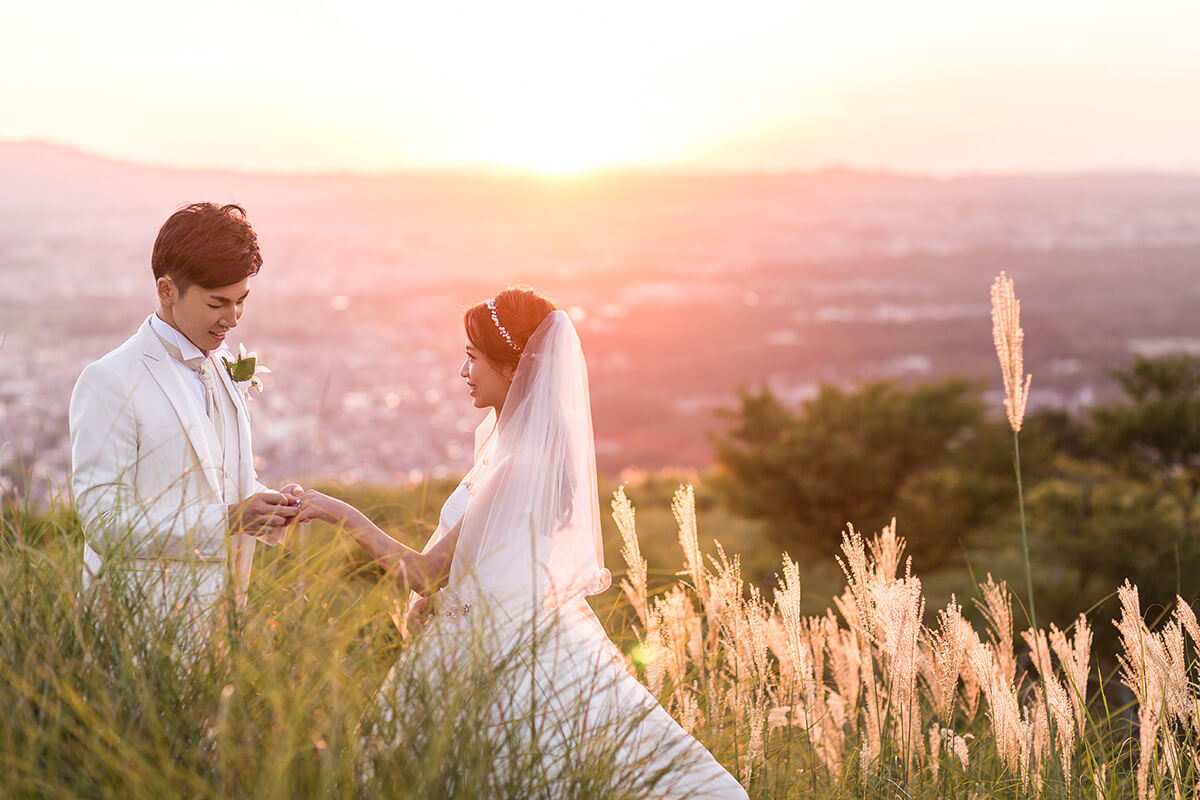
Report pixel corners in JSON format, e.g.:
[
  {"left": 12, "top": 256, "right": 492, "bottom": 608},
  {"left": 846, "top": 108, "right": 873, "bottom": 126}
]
[{"left": 8, "top": 138, "right": 1200, "bottom": 182}]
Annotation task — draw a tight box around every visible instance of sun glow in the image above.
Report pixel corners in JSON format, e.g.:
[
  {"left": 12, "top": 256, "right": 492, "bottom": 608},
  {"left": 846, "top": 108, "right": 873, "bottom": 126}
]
[
  {"left": 482, "top": 134, "right": 636, "bottom": 178},
  {"left": 409, "top": 16, "right": 683, "bottom": 177},
  {"left": 458, "top": 98, "right": 667, "bottom": 177}
]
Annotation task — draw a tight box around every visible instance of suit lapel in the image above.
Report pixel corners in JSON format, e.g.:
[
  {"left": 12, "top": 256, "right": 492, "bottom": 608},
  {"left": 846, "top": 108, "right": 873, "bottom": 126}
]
[
  {"left": 212, "top": 350, "right": 258, "bottom": 608},
  {"left": 213, "top": 356, "right": 254, "bottom": 497},
  {"left": 136, "top": 320, "right": 224, "bottom": 498}
]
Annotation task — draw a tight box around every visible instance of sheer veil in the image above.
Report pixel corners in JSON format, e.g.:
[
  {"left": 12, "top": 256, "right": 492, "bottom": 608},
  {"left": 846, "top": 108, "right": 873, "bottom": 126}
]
[{"left": 450, "top": 309, "right": 612, "bottom": 619}]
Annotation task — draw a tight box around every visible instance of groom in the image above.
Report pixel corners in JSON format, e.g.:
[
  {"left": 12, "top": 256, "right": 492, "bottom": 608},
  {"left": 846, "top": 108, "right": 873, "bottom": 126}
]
[{"left": 69, "top": 202, "right": 300, "bottom": 619}]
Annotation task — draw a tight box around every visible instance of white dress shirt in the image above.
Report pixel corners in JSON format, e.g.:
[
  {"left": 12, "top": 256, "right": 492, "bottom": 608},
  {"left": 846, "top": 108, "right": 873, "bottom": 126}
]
[{"left": 149, "top": 313, "right": 230, "bottom": 410}]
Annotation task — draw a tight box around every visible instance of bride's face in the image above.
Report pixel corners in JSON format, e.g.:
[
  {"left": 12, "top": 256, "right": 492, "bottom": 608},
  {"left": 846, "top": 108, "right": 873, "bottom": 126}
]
[{"left": 460, "top": 342, "right": 515, "bottom": 412}]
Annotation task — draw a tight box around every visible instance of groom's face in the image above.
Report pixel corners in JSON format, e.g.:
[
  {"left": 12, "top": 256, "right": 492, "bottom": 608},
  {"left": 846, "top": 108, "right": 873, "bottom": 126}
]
[{"left": 157, "top": 276, "right": 251, "bottom": 354}]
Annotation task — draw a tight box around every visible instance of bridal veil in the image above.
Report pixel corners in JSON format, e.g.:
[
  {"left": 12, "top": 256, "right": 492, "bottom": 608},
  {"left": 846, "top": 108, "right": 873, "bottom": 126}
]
[{"left": 450, "top": 309, "right": 612, "bottom": 619}]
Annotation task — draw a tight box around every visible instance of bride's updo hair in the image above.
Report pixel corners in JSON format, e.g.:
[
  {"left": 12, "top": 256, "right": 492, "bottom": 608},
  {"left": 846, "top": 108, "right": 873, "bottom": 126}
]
[{"left": 465, "top": 287, "right": 556, "bottom": 371}]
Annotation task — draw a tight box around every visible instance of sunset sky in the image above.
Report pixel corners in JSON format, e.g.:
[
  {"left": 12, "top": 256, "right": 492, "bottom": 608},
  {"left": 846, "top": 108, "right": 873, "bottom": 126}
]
[{"left": 3, "top": 1, "right": 1199, "bottom": 176}]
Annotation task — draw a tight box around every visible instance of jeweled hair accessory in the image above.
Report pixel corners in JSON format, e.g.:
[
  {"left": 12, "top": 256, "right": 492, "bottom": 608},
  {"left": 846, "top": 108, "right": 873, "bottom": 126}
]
[{"left": 487, "top": 298, "right": 522, "bottom": 352}]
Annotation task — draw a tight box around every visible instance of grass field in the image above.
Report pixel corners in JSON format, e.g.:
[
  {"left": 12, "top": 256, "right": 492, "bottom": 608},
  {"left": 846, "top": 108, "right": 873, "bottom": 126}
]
[{"left": 2, "top": 479, "right": 1197, "bottom": 799}]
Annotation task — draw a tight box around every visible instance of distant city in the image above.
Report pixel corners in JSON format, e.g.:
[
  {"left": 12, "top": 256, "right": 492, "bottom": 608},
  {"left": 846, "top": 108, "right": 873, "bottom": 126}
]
[{"left": 4, "top": 142, "right": 1200, "bottom": 503}]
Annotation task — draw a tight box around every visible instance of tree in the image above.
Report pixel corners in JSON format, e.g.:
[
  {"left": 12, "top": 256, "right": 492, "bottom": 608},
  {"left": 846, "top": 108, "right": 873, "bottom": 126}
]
[
  {"left": 711, "top": 379, "right": 992, "bottom": 567},
  {"left": 1091, "top": 355, "right": 1200, "bottom": 539},
  {"left": 1015, "top": 356, "right": 1200, "bottom": 654}
]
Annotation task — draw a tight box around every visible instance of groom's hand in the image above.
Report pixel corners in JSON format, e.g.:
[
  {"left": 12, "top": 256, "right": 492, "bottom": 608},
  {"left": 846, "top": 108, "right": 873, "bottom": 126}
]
[
  {"left": 256, "top": 484, "right": 306, "bottom": 546},
  {"left": 227, "top": 491, "right": 300, "bottom": 540}
]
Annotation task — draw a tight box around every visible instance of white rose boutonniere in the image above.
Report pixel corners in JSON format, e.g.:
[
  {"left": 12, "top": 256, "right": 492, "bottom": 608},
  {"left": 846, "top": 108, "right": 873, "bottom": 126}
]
[{"left": 222, "top": 343, "right": 272, "bottom": 399}]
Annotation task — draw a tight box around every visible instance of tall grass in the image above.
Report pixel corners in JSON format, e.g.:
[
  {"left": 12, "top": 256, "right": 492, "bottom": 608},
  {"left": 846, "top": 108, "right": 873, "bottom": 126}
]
[
  {"left": 5, "top": 477, "right": 1200, "bottom": 796},
  {"left": 612, "top": 484, "right": 1200, "bottom": 799},
  {"left": 0, "top": 504, "right": 702, "bottom": 799}
]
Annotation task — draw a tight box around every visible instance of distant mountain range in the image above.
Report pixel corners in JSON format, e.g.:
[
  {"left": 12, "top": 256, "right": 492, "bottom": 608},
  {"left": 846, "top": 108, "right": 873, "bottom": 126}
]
[
  {"left": 6, "top": 139, "right": 1200, "bottom": 291},
  {"left": 5, "top": 138, "right": 1200, "bottom": 210}
]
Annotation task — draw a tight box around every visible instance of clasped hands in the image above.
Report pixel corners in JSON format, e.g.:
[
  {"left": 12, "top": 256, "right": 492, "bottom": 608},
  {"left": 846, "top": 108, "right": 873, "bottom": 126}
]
[
  {"left": 227, "top": 486, "right": 351, "bottom": 541},
  {"left": 226, "top": 487, "right": 357, "bottom": 547},
  {"left": 227, "top": 483, "right": 306, "bottom": 545}
]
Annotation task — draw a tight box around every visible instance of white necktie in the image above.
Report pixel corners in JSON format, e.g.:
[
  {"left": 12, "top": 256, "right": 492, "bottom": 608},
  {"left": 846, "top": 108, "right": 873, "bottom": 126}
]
[
  {"left": 197, "top": 357, "right": 227, "bottom": 444},
  {"left": 151, "top": 327, "right": 225, "bottom": 436}
]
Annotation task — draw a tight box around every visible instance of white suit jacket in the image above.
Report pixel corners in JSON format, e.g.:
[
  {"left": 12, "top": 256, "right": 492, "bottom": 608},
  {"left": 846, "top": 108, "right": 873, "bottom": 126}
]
[{"left": 69, "top": 315, "right": 270, "bottom": 613}]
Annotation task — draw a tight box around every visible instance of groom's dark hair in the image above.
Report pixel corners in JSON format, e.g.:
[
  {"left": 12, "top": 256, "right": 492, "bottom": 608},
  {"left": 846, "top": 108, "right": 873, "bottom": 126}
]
[{"left": 151, "top": 202, "right": 262, "bottom": 294}]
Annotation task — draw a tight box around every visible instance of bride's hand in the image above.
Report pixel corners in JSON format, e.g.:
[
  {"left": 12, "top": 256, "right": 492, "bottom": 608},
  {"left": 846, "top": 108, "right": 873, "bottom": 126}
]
[
  {"left": 405, "top": 593, "right": 436, "bottom": 634},
  {"left": 295, "top": 489, "right": 352, "bottom": 525}
]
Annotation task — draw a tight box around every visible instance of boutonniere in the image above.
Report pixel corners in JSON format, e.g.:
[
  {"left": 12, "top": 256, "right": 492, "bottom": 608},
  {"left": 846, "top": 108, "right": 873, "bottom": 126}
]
[{"left": 221, "top": 343, "right": 272, "bottom": 395}]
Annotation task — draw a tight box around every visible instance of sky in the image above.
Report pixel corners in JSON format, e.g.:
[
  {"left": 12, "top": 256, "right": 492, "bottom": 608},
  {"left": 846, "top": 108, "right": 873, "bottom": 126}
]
[{"left": 3, "top": 0, "right": 1199, "bottom": 176}]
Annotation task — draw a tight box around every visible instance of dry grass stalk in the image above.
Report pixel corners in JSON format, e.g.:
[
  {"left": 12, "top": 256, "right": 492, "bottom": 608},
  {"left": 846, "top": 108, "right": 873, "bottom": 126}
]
[
  {"left": 673, "top": 484, "right": 708, "bottom": 607},
  {"left": 925, "top": 596, "right": 970, "bottom": 726},
  {"left": 771, "top": 554, "right": 844, "bottom": 765},
  {"left": 744, "top": 586, "right": 772, "bottom": 690},
  {"left": 876, "top": 569, "right": 926, "bottom": 767},
  {"left": 721, "top": 590, "right": 770, "bottom": 791},
  {"left": 950, "top": 730, "right": 970, "bottom": 770},
  {"left": 643, "top": 604, "right": 667, "bottom": 697},
  {"left": 1049, "top": 615, "right": 1093, "bottom": 732},
  {"left": 970, "top": 640, "right": 1025, "bottom": 779},
  {"left": 827, "top": 622, "right": 863, "bottom": 734},
  {"left": 928, "top": 724, "right": 941, "bottom": 783},
  {"left": 929, "top": 724, "right": 971, "bottom": 782},
  {"left": 837, "top": 520, "right": 934, "bottom": 772},
  {"left": 956, "top": 622, "right": 985, "bottom": 723},
  {"left": 803, "top": 614, "right": 844, "bottom": 771},
  {"left": 707, "top": 539, "right": 774, "bottom": 783},
  {"left": 859, "top": 634, "right": 883, "bottom": 766},
  {"left": 1160, "top": 620, "right": 1189, "bottom": 729},
  {"left": 1176, "top": 596, "right": 1200, "bottom": 651},
  {"left": 867, "top": 517, "right": 906, "bottom": 582},
  {"left": 1174, "top": 597, "right": 1200, "bottom": 778},
  {"left": 744, "top": 699, "right": 767, "bottom": 785},
  {"left": 974, "top": 574, "right": 1018, "bottom": 687},
  {"left": 612, "top": 486, "right": 648, "bottom": 630},
  {"left": 773, "top": 553, "right": 805, "bottom": 693},
  {"left": 678, "top": 684, "right": 702, "bottom": 735},
  {"left": 708, "top": 544, "right": 745, "bottom": 683},
  {"left": 1092, "top": 763, "right": 1109, "bottom": 800},
  {"left": 990, "top": 270, "right": 1032, "bottom": 433},
  {"left": 1025, "top": 686, "right": 1048, "bottom": 793},
  {"left": 1023, "top": 627, "right": 1077, "bottom": 781},
  {"left": 656, "top": 586, "right": 701, "bottom": 697},
  {"left": 836, "top": 524, "right": 877, "bottom": 642},
  {"left": 1115, "top": 580, "right": 1167, "bottom": 800}
]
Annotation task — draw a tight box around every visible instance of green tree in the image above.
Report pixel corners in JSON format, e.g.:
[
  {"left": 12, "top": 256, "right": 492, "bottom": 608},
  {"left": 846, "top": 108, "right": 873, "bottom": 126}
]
[
  {"left": 1028, "top": 457, "right": 1188, "bottom": 594},
  {"left": 1091, "top": 354, "right": 1200, "bottom": 539},
  {"left": 712, "top": 379, "right": 992, "bottom": 567},
  {"left": 1021, "top": 356, "right": 1200, "bottom": 635}
]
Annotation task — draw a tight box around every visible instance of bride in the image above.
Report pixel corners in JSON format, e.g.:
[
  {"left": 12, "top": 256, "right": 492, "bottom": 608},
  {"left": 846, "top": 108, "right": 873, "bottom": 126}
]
[{"left": 297, "top": 287, "right": 747, "bottom": 798}]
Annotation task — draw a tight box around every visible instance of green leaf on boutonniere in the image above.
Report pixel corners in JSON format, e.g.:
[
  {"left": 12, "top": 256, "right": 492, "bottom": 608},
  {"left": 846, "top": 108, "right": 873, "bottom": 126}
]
[
  {"left": 223, "top": 355, "right": 257, "bottom": 383},
  {"left": 222, "top": 343, "right": 271, "bottom": 392}
]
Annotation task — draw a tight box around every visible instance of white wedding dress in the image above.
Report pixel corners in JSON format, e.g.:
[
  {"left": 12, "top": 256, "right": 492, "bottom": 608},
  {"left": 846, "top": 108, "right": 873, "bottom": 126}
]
[{"left": 394, "top": 311, "right": 747, "bottom": 799}]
